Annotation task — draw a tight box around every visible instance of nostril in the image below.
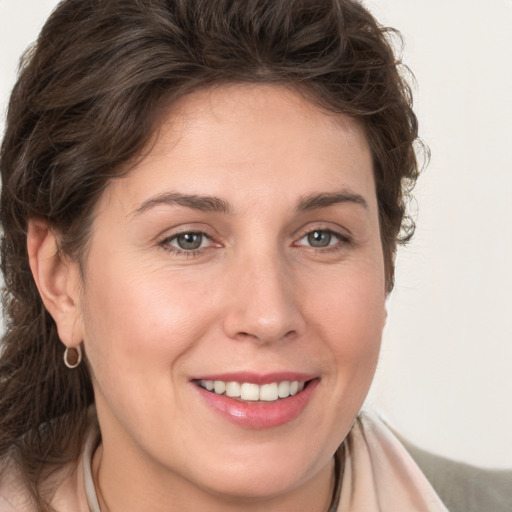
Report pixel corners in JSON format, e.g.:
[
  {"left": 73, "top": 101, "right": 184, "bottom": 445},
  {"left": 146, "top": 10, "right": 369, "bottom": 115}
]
[
  {"left": 222, "top": 288, "right": 306, "bottom": 343},
  {"left": 234, "top": 329, "right": 298, "bottom": 345}
]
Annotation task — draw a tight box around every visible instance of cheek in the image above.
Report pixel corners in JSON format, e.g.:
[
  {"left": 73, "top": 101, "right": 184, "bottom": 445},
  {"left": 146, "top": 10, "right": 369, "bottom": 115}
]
[
  {"left": 296, "top": 265, "right": 385, "bottom": 448},
  {"left": 303, "top": 263, "right": 386, "bottom": 370},
  {"left": 80, "top": 261, "right": 218, "bottom": 383}
]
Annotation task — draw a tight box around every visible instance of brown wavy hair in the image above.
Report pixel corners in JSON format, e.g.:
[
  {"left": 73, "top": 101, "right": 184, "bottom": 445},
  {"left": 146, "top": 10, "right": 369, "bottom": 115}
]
[{"left": 0, "top": 0, "right": 423, "bottom": 508}]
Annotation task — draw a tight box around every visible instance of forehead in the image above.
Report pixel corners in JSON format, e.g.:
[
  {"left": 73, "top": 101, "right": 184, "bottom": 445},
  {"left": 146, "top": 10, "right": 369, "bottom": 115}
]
[{"left": 102, "top": 84, "right": 376, "bottom": 215}]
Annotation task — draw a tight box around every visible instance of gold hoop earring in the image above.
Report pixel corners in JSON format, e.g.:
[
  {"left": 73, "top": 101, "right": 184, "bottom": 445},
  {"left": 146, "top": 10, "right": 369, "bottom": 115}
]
[{"left": 63, "top": 345, "right": 82, "bottom": 369}]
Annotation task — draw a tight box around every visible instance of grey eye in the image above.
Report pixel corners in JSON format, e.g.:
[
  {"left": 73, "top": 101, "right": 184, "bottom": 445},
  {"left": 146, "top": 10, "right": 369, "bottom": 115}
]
[
  {"left": 175, "top": 232, "right": 204, "bottom": 250},
  {"left": 307, "top": 230, "right": 333, "bottom": 248}
]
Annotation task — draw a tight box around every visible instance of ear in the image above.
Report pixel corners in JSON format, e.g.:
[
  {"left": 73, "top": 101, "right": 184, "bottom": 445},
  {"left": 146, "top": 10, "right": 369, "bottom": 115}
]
[{"left": 27, "top": 218, "right": 83, "bottom": 347}]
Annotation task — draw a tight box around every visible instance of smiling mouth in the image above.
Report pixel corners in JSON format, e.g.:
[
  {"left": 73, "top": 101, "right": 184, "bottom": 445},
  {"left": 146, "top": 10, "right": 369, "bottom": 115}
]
[{"left": 195, "top": 379, "right": 311, "bottom": 402}]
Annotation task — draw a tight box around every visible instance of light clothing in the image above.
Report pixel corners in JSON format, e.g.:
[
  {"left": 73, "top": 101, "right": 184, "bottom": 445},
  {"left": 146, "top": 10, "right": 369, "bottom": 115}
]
[
  {"left": 336, "top": 411, "right": 447, "bottom": 511},
  {"left": 0, "top": 419, "right": 100, "bottom": 512},
  {"left": 1, "top": 410, "right": 450, "bottom": 511}
]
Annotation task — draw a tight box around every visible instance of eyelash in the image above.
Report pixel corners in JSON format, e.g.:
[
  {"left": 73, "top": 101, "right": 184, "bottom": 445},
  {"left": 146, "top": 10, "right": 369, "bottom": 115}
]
[
  {"left": 159, "top": 228, "right": 351, "bottom": 258},
  {"left": 159, "top": 231, "right": 214, "bottom": 258},
  {"left": 295, "top": 228, "right": 351, "bottom": 253}
]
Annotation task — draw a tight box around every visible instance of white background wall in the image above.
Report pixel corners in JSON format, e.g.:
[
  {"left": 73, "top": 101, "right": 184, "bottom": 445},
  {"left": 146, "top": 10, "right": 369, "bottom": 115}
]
[{"left": 1, "top": 0, "right": 511, "bottom": 468}]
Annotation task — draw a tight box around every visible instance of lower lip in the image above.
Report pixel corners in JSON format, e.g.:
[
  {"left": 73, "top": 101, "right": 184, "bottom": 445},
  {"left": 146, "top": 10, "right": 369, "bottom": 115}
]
[{"left": 194, "top": 379, "right": 319, "bottom": 429}]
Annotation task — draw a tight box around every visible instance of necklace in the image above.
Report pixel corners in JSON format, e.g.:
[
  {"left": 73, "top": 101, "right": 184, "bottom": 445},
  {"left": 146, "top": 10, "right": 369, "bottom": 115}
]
[{"left": 328, "top": 445, "right": 344, "bottom": 512}]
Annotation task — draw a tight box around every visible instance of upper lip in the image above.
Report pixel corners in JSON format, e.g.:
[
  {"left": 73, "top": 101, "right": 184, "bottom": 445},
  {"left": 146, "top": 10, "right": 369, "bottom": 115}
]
[{"left": 190, "top": 371, "right": 317, "bottom": 385}]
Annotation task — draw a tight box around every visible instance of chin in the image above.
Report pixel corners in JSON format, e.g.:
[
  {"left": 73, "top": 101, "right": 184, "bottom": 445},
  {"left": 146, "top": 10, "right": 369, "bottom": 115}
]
[
  {"left": 181, "top": 434, "right": 333, "bottom": 501},
  {"left": 196, "top": 460, "right": 315, "bottom": 501}
]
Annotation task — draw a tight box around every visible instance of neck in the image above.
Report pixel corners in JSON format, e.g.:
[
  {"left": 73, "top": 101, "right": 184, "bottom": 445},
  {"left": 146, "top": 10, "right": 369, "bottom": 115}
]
[{"left": 92, "top": 442, "right": 337, "bottom": 512}]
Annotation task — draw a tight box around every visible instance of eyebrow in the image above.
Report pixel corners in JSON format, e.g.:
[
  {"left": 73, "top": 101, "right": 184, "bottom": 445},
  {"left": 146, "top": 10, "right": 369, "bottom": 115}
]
[
  {"left": 132, "top": 193, "right": 233, "bottom": 216},
  {"left": 132, "top": 189, "right": 368, "bottom": 217},
  {"left": 296, "top": 191, "right": 368, "bottom": 212}
]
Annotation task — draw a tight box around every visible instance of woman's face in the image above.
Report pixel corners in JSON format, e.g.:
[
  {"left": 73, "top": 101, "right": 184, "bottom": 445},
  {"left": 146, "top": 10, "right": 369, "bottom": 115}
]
[{"left": 71, "top": 85, "right": 387, "bottom": 505}]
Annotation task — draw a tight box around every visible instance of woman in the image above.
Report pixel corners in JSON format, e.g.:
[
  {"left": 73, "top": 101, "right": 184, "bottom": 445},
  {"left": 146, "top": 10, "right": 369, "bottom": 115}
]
[{"left": 0, "top": 0, "right": 456, "bottom": 510}]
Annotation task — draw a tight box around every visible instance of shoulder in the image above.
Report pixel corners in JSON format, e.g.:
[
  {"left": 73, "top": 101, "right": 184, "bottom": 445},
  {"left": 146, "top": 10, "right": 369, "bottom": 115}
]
[
  {"left": 0, "top": 451, "right": 87, "bottom": 512},
  {"left": 0, "top": 456, "right": 36, "bottom": 512},
  {"left": 400, "top": 435, "right": 512, "bottom": 512},
  {"left": 0, "top": 408, "right": 99, "bottom": 512}
]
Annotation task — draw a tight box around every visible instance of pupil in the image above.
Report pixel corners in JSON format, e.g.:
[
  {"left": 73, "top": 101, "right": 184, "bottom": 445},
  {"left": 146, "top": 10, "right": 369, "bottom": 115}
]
[
  {"left": 308, "top": 231, "right": 331, "bottom": 248},
  {"left": 177, "top": 233, "right": 202, "bottom": 250}
]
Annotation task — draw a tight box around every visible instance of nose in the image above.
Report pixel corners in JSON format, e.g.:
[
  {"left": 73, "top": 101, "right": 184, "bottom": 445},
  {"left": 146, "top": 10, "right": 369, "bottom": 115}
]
[{"left": 222, "top": 251, "right": 305, "bottom": 345}]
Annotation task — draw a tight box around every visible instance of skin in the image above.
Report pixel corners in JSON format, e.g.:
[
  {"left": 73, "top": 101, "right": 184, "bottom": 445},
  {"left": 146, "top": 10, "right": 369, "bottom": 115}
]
[{"left": 29, "top": 84, "right": 387, "bottom": 511}]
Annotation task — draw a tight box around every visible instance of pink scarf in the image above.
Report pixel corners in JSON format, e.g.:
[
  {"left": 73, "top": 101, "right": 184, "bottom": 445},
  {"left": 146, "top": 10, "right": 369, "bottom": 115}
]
[{"left": 335, "top": 411, "right": 448, "bottom": 511}]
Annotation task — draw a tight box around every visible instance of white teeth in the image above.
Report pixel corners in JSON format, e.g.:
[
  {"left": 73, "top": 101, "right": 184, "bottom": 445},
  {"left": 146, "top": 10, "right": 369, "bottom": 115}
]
[
  {"left": 259, "top": 383, "right": 279, "bottom": 401},
  {"left": 240, "top": 383, "right": 260, "bottom": 401},
  {"left": 198, "top": 379, "right": 306, "bottom": 401},
  {"left": 213, "top": 381, "right": 226, "bottom": 394},
  {"left": 225, "top": 381, "right": 241, "bottom": 397},
  {"left": 278, "top": 381, "right": 290, "bottom": 398}
]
